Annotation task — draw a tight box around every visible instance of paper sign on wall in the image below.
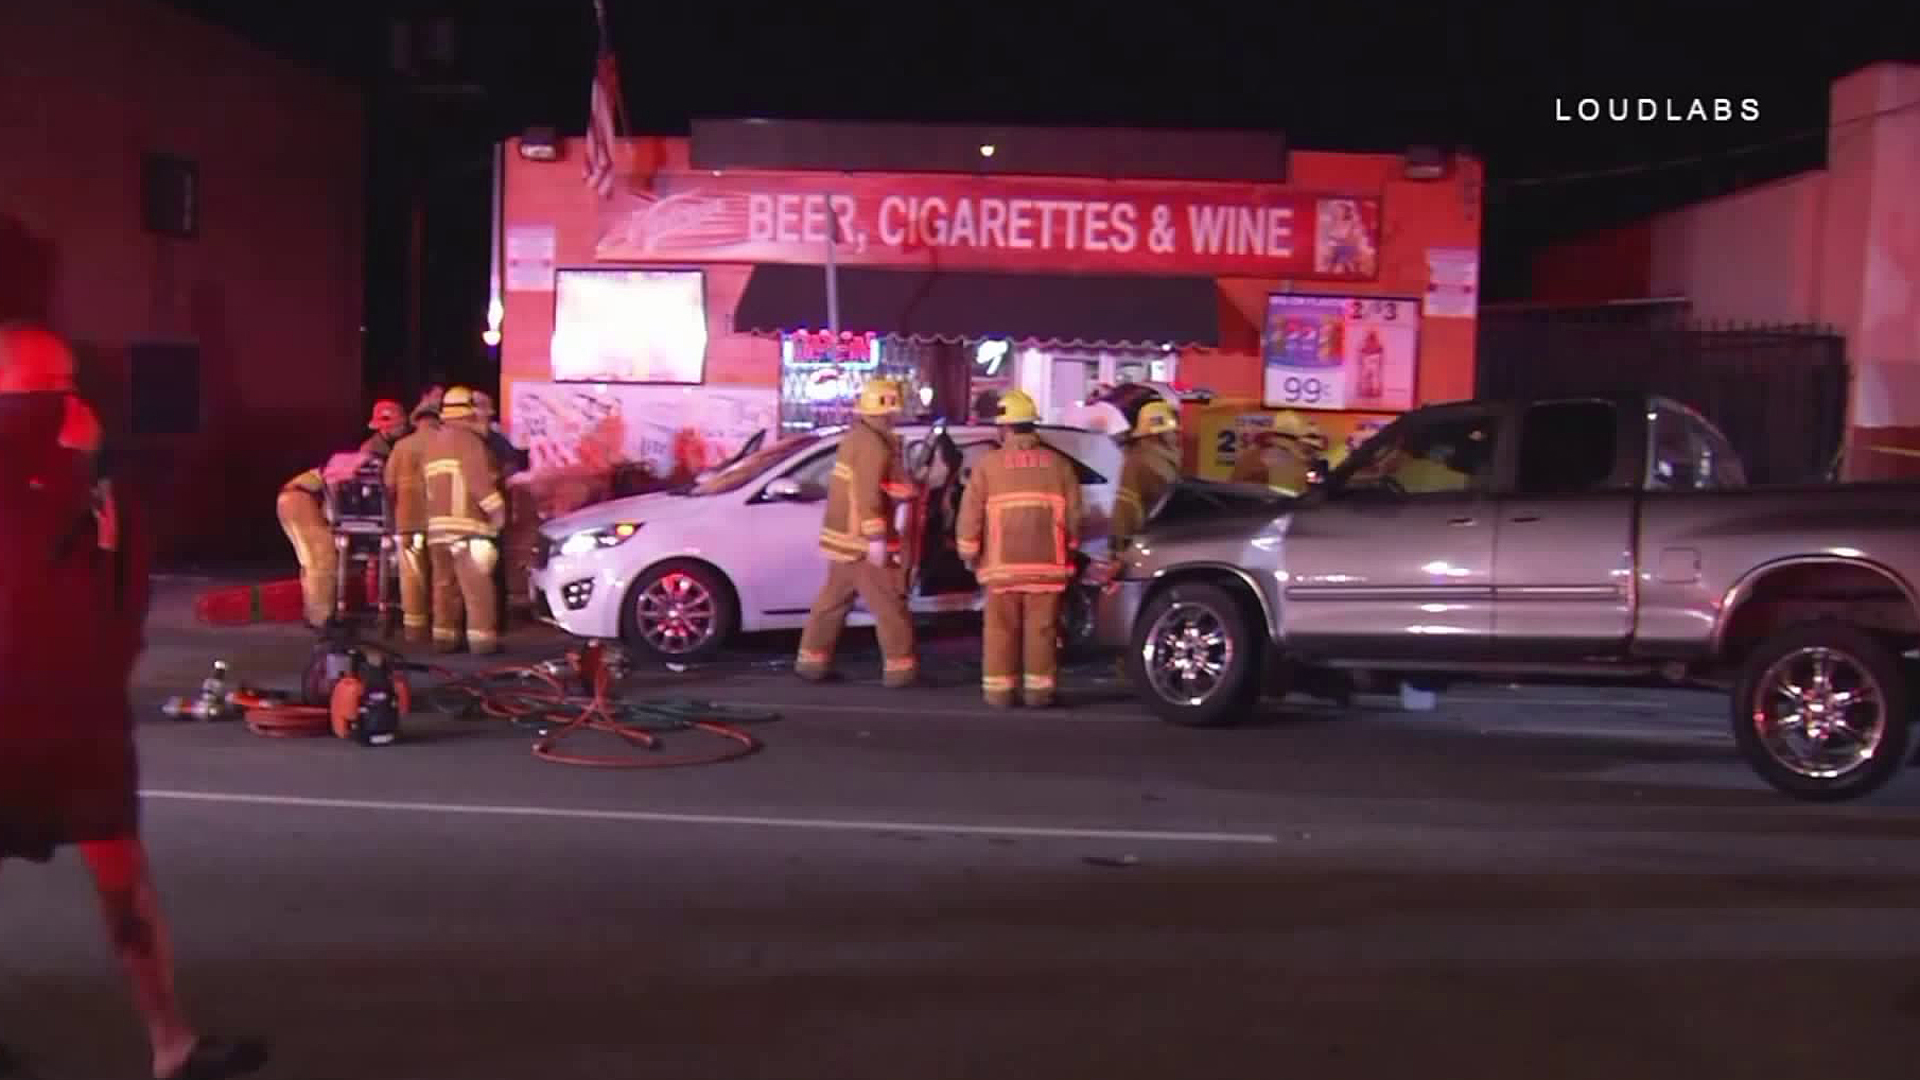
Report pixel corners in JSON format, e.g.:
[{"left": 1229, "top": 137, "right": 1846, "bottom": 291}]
[
  {"left": 506, "top": 225, "right": 558, "bottom": 292},
  {"left": 1424, "top": 247, "right": 1478, "bottom": 318}
]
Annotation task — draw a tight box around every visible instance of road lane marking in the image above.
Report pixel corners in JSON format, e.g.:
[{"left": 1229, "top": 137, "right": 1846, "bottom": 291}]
[
  {"left": 138, "top": 789, "right": 1282, "bottom": 846},
  {"left": 728, "top": 697, "right": 1721, "bottom": 724}
]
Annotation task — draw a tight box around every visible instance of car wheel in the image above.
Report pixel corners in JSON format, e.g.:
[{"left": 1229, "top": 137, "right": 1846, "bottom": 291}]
[
  {"left": 1730, "top": 621, "right": 1910, "bottom": 802},
  {"left": 621, "top": 561, "right": 737, "bottom": 663},
  {"left": 1057, "top": 583, "right": 1099, "bottom": 660},
  {"left": 1128, "top": 581, "right": 1260, "bottom": 727}
]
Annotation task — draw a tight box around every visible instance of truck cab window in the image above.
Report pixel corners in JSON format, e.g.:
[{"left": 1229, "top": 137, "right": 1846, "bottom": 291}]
[
  {"left": 1647, "top": 403, "right": 1747, "bottom": 490},
  {"left": 1515, "top": 400, "right": 1618, "bottom": 495},
  {"left": 1343, "top": 412, "right": 1500, "bottom": 495}
]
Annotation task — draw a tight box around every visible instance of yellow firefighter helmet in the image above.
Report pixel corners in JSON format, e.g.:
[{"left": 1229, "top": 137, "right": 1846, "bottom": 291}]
[
  {"left": 441, "top": 385, "right": 478, "bottom": 420},
  {"left": 855, "top": 377, "right": 904, "bottom": 416},
  {"left": 1132, "top": 400, "right": 1179, "bottom": 438},
  {"left": 994, "top": 389, "right": 1039, "bottom": 425}
]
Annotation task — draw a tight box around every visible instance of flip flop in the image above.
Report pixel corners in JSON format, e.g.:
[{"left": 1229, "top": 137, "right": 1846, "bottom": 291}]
[{"left": 160, "top": 1038, "right": 269, "bottom": 1080}]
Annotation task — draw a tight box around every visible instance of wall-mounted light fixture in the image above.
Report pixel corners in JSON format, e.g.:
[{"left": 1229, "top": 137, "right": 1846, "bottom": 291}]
[
  {"left": 519, "top": 126, "right": 561, "bottom": 162},
  {"left": 1403, "top": 145, "right": 1451, "bottom": 181},
  {"left": 979, "top": 143, "right": 996, "bottom": 158}
]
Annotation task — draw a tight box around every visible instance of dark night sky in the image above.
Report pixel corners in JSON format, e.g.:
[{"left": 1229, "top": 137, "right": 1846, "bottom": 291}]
[{"left": 162, "top": 0, "right": 1917, "bottom": 394}]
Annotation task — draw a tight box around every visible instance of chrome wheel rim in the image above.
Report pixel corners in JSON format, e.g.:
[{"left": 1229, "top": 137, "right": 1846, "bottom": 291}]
[
  {"left": 1142, "top": 601, "right": 1234, "bottom": 706},
  {"left": 635, "top": 573, "right": 717, "bottom": 655},
  {"left": 1752, "top": 646, "right": 1886, "bottom": 780}
]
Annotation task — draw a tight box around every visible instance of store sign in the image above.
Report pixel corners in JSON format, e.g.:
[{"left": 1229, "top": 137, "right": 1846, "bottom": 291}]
[
  {"left": 597, "top": 172, "right": 1381, "bottom": 279},
  {"left": 1262, "top": 294, "right": 1418, "bottom": 413},
  {"left": 1190, "top": 400, "right": 1397, "bottom": 481}
]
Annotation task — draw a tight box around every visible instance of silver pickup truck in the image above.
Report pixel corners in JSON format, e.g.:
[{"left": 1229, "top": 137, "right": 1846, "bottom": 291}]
[{"left": 1096, "top": 395, "right": 1920, "bottom": 801}]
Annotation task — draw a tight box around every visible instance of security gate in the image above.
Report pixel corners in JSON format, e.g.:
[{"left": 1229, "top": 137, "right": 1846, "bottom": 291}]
[{"left": 1476, "top": 301, "right": 1849, "bottom": 485}]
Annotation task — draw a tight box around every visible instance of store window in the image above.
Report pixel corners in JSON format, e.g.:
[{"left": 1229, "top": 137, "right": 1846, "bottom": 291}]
[
  {"left": 778, "top": 331, "right": 930, "bottom": 432},
  {"left": 1027, "top": 348, "right": 1178, "bottom": 423}
]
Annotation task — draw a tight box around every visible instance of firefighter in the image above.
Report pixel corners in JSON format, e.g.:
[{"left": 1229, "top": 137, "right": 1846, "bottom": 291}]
[
  {"left": 275, "top": 463, "right": 336, "bottom": 629},
  {"left": 422, "top": 386, "right": 507, "bottom": 654},
  {"left": 383, "top": 397, "right": 440, "bottom": 643},
  {"left": 1231, "top": 411, "right": 1322, "bottom": 494},
  {"left": 794, "top": 377, "right": 919, "bottom": 687},
  {"left": 471, "top": 390, "right": 531, "bottom": 477},
  {"left": 1109, "top": 399, "right": 1182, "bottom": 553},
  {"left": 359, "top": 399, "right": 408, "bottom": 459},
  {"left": 957, "top": 389, "right": 1084, "bottom": 709}
]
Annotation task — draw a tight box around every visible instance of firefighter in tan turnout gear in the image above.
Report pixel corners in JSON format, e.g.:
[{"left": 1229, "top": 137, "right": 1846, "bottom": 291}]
[
  {"left": 384, "top": 395, "right": 441, "bottom": 642},
  {"left": 957, "top": 389, "right": 1084, "bottom": 709},
  {"left": 422, "top": 386, "right": 507, "bottom": 654},
  {"left": 276, "top": 465, "right": 335, "bottom": 628},
  {"left": 794, "top": 377, "right": 920, "bottom": 687},
  {"left": 1108, "top": 399, "right": 1181, "bottom": 553}
]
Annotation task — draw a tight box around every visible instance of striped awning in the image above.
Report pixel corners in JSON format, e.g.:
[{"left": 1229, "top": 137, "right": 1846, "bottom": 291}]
[{"left": 733, "top": 265, "right": 1221, "bottom": 349}]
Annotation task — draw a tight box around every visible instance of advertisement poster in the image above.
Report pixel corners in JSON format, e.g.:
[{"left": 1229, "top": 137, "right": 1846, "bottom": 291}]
[
  {"left": 1424, "top": 247, "right": 1479, "bottom": 318},
  {"left": 595, "top": 172, "right": 1381, "bottom": 281},
  {"left": 1191, "top": 400, "right": 1398, "bottom": 482},
  {"left": 507, "top": 380, "right": 778, "bottom": 483},
  {"left": 504, "top": 225, "right": 556, "bottom": 292},
  {"left": 1261, "top": 293, "right": 1419, "bottom": 413},
  {"left": 549, "top": 268, "right": 709, "bottom": 384}
]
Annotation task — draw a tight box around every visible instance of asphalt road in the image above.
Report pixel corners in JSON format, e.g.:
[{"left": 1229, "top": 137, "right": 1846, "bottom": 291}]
[{"left": 5, "top": 578, "right": 1920, "bottom": 1079}]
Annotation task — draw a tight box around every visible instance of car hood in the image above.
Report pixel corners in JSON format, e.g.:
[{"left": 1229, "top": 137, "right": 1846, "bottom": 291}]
[{"left": 540, "top": 489, "right": 727, "bottom": 538}]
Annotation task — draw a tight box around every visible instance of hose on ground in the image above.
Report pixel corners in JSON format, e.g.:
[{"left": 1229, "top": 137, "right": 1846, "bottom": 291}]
[{"left": 230, "top": 640, "right": 775, "bottom": 768}]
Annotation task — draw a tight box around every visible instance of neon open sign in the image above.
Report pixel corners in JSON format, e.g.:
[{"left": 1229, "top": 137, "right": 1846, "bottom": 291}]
[{"left": 782, "top": 330, "right": 880, "bottom": 368}]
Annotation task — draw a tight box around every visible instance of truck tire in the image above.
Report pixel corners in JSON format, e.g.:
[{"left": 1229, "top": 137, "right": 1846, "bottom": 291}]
[
  {"left": 1128, "top": 581, "right": 1261, "bottom": 727},
  {"left": 1730, "top": 621, "right": 1910, "bottom": 802}
]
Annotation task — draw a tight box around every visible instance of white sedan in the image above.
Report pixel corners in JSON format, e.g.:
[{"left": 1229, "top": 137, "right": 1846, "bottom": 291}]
[{"left": 527, "top": 423, "right": 1122, "bottom": 659}]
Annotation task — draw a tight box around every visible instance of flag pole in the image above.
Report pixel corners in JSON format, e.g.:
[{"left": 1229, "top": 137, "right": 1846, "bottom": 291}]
[{"left": 826, "top": 202, "right": 841, "bottom": 345}]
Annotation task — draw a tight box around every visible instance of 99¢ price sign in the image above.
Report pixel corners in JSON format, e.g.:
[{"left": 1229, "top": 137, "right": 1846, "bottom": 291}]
[{"left": 1260, "top": 292, "right": 1420, "bottom": 412}]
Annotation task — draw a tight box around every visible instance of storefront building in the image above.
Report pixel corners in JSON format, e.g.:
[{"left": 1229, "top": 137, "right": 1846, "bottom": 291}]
[{"left": 493, "top": 122, "right": 1482, "bottom": 484}]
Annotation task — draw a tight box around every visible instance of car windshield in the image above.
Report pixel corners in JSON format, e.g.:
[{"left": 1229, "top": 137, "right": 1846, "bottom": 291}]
[{"left": 685, "top": 433, "right": 826, "bottom": 496}]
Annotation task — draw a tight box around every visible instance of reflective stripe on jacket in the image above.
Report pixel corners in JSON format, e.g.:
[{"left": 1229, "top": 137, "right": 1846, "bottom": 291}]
[
  {"left": 956, "top": 432, "right": 1083, "bottom": 592},
  {"left": 818, "top": 419, "right": 910, "bottom": 563},
  {"left": 1110, "top": 438, "right": 1180, "bottom": 546},
  {"left": 422, "top": 422, "right": 505, "bottom": 542},
  {"left": 384, "top": 420, "right": 436, "bottom": 532}
]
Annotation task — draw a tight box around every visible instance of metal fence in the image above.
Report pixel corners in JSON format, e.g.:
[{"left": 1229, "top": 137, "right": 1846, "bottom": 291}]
[{"left": 1476, "top": 302, "right": 1849, "bottom": 485}]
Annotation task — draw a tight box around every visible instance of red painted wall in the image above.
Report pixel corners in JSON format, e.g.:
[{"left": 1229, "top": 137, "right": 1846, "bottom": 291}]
[{"left": 0, "top": 0, "right": 365, "bottom": 563}]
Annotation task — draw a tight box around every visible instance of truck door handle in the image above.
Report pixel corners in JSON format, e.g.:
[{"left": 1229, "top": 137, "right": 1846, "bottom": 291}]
[
  {"left": 1447, "top": 516, "right": 1475, "bottom": 526},
  {"left": 1509, "top": 515, "right": 1541, "bottom": 523}
]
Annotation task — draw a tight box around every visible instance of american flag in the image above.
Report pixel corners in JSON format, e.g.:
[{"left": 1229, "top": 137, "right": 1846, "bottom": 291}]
[{"left": 583, "top": 0, "right": 622, "bottom": 198}]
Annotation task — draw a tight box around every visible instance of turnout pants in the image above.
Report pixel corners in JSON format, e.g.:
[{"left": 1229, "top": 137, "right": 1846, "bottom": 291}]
[
  {"left": 397, "top": 531, "right": 431, "bottom": 641},
  {"left": 429, "top": 537, "right": 500, "bottom": 654},
  {"left": 982, "top": 588, "right": 1063, "bottom": 708},
  {"left": 796, "top": 558, "right": 918, "bottom": 686},
  {"left": 275, "top": 491, "right": 336, "bottom": 628}
]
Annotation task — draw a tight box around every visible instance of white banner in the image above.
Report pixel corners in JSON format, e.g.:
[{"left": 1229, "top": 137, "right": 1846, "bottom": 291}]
[{"left": 506, "top": 381, "right": 778, "bottom": 482}]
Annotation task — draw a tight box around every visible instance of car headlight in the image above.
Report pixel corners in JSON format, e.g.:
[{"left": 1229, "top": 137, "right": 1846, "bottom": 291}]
[{"left": 557, "top": 522, "right": 643, "bottom": 556}]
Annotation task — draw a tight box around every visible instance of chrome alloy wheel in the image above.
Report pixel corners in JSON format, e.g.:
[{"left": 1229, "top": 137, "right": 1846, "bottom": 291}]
[
  {"left": 1142, "top": 601, "right": 1235, "bottom": 706},
  {"left": 1751, "top": 645, "right": 1887, "bottom": 780},
  {"left": 634, "top": 572, "right": 718, "bottom": 656}
]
